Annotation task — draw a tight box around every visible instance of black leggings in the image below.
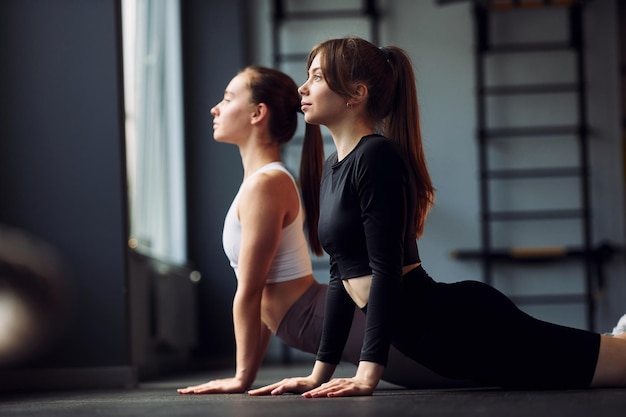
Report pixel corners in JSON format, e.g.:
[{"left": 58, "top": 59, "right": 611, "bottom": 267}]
[{"left": 392, "top": 266, "right": 600, "bottom": 389}]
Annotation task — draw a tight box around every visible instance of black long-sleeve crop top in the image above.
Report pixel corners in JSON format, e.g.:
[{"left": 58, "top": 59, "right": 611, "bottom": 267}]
[{"left": 316, "top": 134, "right": 420, "bottom": 367}]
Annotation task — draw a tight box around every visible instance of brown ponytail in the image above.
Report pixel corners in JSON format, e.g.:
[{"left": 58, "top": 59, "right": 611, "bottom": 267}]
[
  {"left": 299, "top": 123, "right": 324, "bottom": 256},
  {"left": 383, "top": 46, "right": 435, "bottom": 237}
]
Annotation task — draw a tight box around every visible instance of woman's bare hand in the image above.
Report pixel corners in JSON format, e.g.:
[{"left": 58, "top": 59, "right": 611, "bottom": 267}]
[
  {"left": 248, "top": 376, "right": 320, "bottom": 396},
  {"left": 298, "top": 361, "right": 382, "bottom": 397},
  {"left": 177, "top": 377, "right": 249, "bottom": 394},
  {"left": 301, "top": 376, "right": 376, "bottom": 398}
]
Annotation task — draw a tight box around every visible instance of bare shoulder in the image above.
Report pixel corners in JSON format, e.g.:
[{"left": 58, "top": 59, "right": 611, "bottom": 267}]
[{"left": 239, "top": 169, "right": 298, "bottom": 210}]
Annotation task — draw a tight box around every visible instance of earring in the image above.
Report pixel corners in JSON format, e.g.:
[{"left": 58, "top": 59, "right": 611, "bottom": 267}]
[{"left": 346, "top": 102, "right": 353, "bottom": 110}]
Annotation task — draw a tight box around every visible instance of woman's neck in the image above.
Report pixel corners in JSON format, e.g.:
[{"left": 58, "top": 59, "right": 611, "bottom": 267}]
[
  {"left": 329, "top": 123, "right": 375, "bottom": 161},
  {"left": 240, "top": 141, "right": 281, "bottom": 179}
]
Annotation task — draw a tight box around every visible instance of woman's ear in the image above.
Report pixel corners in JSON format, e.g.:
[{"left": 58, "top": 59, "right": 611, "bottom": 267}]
[
  {"left": 352, "top": 83, "right": 368, "bottom": 106},
  {"left": 251, "top": 103, "right": 269, "bottom": 125}
]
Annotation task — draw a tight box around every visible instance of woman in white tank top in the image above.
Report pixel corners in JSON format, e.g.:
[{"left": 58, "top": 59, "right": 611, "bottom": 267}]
[{"left": 178, "top": 66, "right": 468, "bottom": 395}]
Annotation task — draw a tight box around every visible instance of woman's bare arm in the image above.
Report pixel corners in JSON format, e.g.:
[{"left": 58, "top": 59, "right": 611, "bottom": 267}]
[{"left": 178, "top": 172, "right": 293, "bottom": 394}]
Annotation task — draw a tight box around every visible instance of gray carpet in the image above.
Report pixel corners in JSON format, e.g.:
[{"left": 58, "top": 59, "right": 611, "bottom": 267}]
[{"left": 1, "top": 364, "right": 625, "bottom": 417}]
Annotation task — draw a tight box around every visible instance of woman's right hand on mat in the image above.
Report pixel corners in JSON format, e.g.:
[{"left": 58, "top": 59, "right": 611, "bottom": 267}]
[{"left": 177, "top": 377, "right": 249, "bottom": 394}]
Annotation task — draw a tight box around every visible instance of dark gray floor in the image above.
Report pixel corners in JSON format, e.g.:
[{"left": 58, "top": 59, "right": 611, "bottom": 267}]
[{"left": 1, "top": 364, "right": 626, "bottom": 417}]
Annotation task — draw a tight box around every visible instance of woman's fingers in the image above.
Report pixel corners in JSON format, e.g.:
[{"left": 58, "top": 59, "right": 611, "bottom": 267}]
[
  {"left": 248, "top": 377, "right": 317, "bottom": 396},
  {"left": 302, "top": 378, "right": 374, "bottom": 398},
  {"left": 177, "top": 378, "right": 247, "bottom": 394},
  {"left": 248, "top": 379, "right": 291, "bottom": 396}
]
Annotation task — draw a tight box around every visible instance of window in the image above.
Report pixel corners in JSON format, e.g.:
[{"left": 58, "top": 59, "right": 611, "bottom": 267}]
[{"left": 122, "top": 0, "right": 187, "bottom": 264}]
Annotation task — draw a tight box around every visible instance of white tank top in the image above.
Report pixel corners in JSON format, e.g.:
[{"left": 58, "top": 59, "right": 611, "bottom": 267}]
[{"left": 222, "top": 162, "right": 313, "bottom": 283}]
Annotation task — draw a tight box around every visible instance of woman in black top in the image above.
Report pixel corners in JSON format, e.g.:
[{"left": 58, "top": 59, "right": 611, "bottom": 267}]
[{"left": 249, "top": 37, "right": 626, "bottom": 398}]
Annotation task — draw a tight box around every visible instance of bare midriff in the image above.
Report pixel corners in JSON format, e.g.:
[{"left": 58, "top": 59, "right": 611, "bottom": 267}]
[
  {"left": 261, "top": 274, "right": 316, "bottom": 333},
  {"left": 343, "top": 262, "right": 420, "bottom": 308}
]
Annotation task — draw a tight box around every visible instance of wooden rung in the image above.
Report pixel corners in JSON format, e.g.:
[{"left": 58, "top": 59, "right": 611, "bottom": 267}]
[{"left": 509, "top": 246, "right": 568, "bottom": 258}]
